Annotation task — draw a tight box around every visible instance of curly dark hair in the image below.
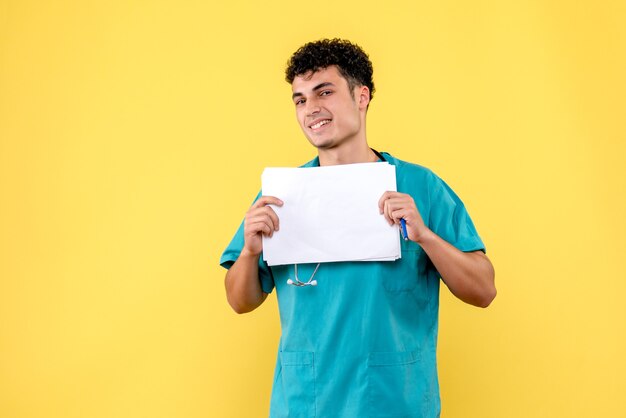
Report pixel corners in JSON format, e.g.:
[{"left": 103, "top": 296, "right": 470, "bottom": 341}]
[{"left": 285, "top": 38, "right": 375, "bottom": 102}]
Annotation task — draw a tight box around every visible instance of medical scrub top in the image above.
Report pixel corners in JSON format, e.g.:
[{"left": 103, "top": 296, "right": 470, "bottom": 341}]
[{"left": 220, "top": 153, "right": 485, "bottom": 418}]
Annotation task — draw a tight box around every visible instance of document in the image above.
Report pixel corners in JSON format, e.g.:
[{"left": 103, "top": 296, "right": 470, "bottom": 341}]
[{"left": 261, "top": 162, "right": 401, "bottom": 266}]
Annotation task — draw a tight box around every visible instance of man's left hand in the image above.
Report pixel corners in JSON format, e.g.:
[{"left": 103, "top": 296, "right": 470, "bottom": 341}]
[{"left": 378, "top": 191, "right": 429, "bottom": 243}]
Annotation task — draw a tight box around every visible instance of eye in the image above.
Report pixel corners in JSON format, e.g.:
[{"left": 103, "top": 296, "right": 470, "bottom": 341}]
[
  {"left": 294, "top": 98, "right": 305, "bottom": 106},
  {"left": 320, "top": 90, "right": 332, "bottom": 96}
]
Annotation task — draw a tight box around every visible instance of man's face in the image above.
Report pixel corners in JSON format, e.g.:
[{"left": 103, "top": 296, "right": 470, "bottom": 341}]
[{"left": 291, "top": 66, "right": 368, "bottom": 150}]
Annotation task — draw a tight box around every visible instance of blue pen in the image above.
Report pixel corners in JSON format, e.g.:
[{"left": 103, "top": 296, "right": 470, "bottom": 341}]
[{"left": 400, "top": 218, "right": 409, "bottom": 241}]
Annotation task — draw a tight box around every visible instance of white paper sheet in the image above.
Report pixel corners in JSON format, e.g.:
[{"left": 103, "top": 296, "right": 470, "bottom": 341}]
[{"left": 261, "top": 162, "right": 401, "bottom": 266}]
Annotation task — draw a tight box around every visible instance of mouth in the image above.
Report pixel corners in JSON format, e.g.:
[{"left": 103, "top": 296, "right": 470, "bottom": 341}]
[{"left": 308, "top": 118, "right": 332, "bottom": 131}]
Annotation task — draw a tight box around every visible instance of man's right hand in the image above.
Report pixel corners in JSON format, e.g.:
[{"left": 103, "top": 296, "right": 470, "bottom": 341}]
[{"left": 242, "top": 196, "right": 283, "bottom": 256}]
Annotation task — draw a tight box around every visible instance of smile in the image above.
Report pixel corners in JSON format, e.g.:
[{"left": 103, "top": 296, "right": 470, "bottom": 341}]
[{"left": 309, "top": 119, "right": 331, "bottom": 130}]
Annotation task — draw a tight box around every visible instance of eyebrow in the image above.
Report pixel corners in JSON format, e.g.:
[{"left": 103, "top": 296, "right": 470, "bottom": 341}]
[{"left": 292, "top": 82, "right": 336, "bottom": 99}]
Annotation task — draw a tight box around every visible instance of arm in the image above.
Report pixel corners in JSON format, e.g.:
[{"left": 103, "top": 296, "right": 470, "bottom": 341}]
[
  {"left": 225, "top": 196, "right": 283, "bottom": 314},
  {"left": 379, "top": 192, "right": 496, "bottom": 308},
  {"left": 413, "top": 231, "right": 495, "bottom": 307}
]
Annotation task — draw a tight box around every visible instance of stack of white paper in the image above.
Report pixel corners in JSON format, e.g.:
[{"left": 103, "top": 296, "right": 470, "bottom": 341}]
[{"left": 261, "top": 162, "right": 401, "bottom": 266}]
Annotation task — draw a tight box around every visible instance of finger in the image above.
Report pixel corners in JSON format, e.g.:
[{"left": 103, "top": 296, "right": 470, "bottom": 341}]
[
  {"left": 247, "top": 220, "right": 273, "bottom": 236},
  {"left": 379, "top": 191, "right": 411, "bottom": 213},
  {"left": 378, "top": 192, "right": 389, "bottom": 214},
  {"left": 385, "top": 197, "right": 405, "bottom": 221},
  {"left": 249, "top": 208, "right": 280, "bottom": 232},
  {"left": 385, "top": 196, "right": 412, "bottom": 207},
  {"left": 387, "top": 200, "right": 411, "bottom": 222},
  {"left": 259, "top": 206, "right": 280, "bottom": 231},
  {"left": 383, "top": 199, "right": 394, "bottom": 225},
  {"left": 378, "top": 191, "right": 399, "bottom": 214},
  {"left": 247, "top": 205, "right": 281, "bottom": 231},
  {"left": 385, "top": 197, "right": 416, "bottom": 216},
  {"left": 247, "top": 214, "right": 277, "bottom": 235},
  {"left": 252, "top": 196, "right": 284, "bottom": 209},
  {"left": 260, "top": 223, "right": 272, "bottom": 237},
  {"left": 390, "top": 208, "right": 410, "bottom": 224}
]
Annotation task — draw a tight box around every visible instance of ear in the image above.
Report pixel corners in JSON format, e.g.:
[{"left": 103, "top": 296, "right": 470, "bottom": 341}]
[{"left": 357, "top": 86, "right": 370, "bottom": 110}]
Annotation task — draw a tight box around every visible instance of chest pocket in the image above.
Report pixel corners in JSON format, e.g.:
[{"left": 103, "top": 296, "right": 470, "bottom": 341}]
[{"left": 377, "top": 240, "right": 431, "bottom": 296}]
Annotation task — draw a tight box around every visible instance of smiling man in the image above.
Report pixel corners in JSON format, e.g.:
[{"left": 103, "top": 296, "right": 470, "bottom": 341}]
[
  {"left": 220, "top": 39, "right": 496, "bottom": 418},
  {"left": 291, "top": 66, "right": 367, "bottom": 159}
]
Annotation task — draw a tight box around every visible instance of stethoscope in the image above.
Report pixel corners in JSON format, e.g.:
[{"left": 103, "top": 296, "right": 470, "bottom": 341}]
[
  {"left": 286, "top": 263, "right": 321, "bottom": 287},
  {"left": 286, "top": 149, "right": 387, "bottom": 287}
]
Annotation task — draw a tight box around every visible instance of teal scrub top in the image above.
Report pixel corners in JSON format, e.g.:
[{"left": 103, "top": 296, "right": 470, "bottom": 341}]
[{"left": 220, "top": 153, "right": 485, "bottom": 418}]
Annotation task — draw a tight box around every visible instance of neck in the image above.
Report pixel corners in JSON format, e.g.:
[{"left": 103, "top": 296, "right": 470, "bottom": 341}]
[{"left": 318, "top": 141, "right": 378, "bottom": 166}]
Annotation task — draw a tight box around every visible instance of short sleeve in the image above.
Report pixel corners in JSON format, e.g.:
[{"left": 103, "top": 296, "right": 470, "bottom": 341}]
[
  {"left": 428, "top": 173, "right": 486, "bottom": 253},
  {"left": 219, "top": 192, "right": 275, "bottom": 294}
]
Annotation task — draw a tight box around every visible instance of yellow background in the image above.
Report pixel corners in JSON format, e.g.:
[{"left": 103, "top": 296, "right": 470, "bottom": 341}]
[{"left": 1, "top": 0, "right": 625, "bottom": 417}]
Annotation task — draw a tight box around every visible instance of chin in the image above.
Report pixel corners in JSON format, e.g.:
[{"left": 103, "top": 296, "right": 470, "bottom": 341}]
[{"left": 307, "top": 136, "right": 335, "bottom": 150}]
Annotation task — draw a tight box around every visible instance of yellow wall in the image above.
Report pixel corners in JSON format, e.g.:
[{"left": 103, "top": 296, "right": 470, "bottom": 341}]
[{"left": 1, "top": 1, "right": 625, "bottom": 417}]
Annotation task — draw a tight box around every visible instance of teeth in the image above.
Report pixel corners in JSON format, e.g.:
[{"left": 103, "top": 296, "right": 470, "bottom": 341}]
[{"left": 311, "top": 120, "right": 330, "bottom": 129}]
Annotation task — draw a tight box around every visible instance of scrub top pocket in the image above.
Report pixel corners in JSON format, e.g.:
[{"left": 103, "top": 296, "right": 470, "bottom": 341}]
[
  {"left": 367, "top": 350, "right": 430, "bottom": 418},
  {"left": 278, "top": 351, "right": 316, "bottom": 418},
  {"left": 378, "top": 244, "right": 430, "bottom": 296}
]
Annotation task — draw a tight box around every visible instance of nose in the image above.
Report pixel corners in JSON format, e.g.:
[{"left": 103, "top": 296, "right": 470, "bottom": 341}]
[{"left": 305, "top": 98, "right": 321, "bottom": 116}]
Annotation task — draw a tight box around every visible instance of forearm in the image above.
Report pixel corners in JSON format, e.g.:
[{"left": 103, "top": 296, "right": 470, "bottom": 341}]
[
  {"left": 417, "top": 229, "right": 496, "bottom": 308},
  {"left": 225, "top": 249, "right": 268, "bottom": 314}
]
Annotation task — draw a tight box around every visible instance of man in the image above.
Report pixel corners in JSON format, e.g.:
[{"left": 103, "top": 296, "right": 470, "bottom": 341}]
[{"left": 220, "top": 39, "right": 496, "bottom": 418}]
